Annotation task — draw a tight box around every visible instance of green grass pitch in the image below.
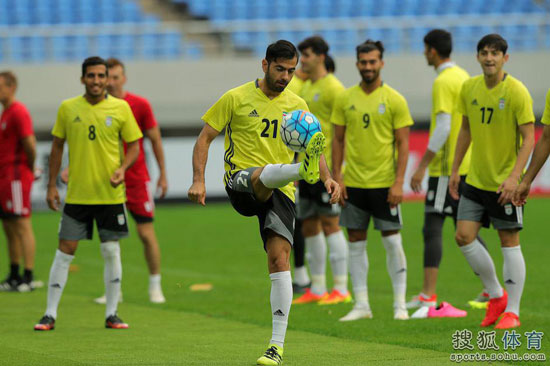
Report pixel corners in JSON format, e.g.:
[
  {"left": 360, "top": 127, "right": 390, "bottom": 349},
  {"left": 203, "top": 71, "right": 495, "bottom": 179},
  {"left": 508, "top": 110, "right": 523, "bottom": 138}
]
[{"left": 1, "top": 199, "right": 549, "bottom": 365}]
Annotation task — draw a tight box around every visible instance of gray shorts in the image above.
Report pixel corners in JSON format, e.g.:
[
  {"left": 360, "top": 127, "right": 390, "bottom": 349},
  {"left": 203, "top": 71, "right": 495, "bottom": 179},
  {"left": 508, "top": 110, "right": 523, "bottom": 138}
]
[
  {"left": 296, "top": 180, "right": 340, "bottom": 220},
  {"left": 59, "top": 203, "right": 129, "bottom": 242},
  {"left": 340, "top": 187, "right": 402, "bottom": 231}
]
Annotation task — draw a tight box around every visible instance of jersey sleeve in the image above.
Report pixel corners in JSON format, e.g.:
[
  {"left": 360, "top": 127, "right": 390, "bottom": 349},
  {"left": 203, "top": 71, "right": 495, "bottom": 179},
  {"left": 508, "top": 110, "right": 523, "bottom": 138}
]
[
  {"left": 330, "top": 92, "right": 347, "bottom": 126},
  {"left": 457, "top": 82, "right": 468, "bottom": 116},
  {"left": 120, "top": 102, "right": 143, "bottom": 143},
  {"left": 202, "top": 91, "right": 234, "bottom": 132},
  {"left": 391, "top": 93, "right": 414, "bottom": 129},
  {"left": 541, "top": 89, "right": 550, "bottom": 125},
  {"left": 51, "top": 103, "right": 67, "bottom": 139},
  {"left": 512, "top": 83, "right": 535, "bottom": 126},
  {"left": 140, "top": 98, "right": 158, "bottom": 130},
  {"left": 15, "top": 105, "right": 34, "bottom": 139},
  {"left": 432, "top": 78, "right": 454, "bottom": 115}
]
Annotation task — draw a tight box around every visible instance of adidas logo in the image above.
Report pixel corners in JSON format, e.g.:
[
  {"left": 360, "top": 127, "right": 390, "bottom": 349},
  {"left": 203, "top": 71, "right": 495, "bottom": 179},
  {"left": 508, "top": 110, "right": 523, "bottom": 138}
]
[
  {"left": 396, "top": 268, "right": 406, "bottom": 274},
  {"left": 248, "top": 109, "right": 259, "bottom": 117},
  {"left": 471, "top": 99, "right": 478, "bottom": 106},
  {"left": 50, "top": 283, "right": 61, "bottom": 288},
  {"left": 73, "top": 116, "right": 81, "bottom": 123},
  {"left": 273, "top": 309, "right": 285, "bottom": 316},
  {"left": 505, "top": 279, "right": 516, "bottom": 285},
  {"left": 110, "top": 278, "right": 121, "bottom": 283},
  {"left": 474, "top": 272, "right": 480, "bottom": 276},
  {"left": 349, "top": 105, "right": 356, "bottom": 111}
]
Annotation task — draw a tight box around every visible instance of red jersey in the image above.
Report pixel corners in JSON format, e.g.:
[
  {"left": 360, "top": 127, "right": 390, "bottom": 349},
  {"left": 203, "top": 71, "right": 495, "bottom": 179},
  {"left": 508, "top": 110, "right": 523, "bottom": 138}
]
[
  {"left": 0, "top": 101, "right": 34, "bottom": 180},
  {"left": 123, "top": 92, "right": 158, "bottom": 185}
]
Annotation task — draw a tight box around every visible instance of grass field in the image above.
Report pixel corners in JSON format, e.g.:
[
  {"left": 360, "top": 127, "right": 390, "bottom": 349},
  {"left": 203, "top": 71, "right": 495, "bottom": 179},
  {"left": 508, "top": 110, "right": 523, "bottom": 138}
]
[{"left": 1, "top": 199, "right": 549, "bottom": 365}]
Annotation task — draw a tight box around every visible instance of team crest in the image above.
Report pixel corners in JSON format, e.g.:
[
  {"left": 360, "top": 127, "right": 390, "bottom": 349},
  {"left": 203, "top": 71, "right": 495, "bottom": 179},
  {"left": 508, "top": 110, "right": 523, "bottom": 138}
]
[
  {"left": 390, "top": 206, "right": 398, "bottom": 216},
  {"left": 504, "top": 204, "right": 513, "bottom": 216},
  {"left": 378, "top": 103, "right": 386, "bottom": 114},
  {"left": 313, "top": 93, "right": 320, "bottom": 102},
  {"left": 105, "top": 116, "right": 113, "bottom": 127},
  {"left": 499, "top": 98, "right": 505, "bottom": 110},
  {"left": 427, "top": 190, "right": 434, "bottom": 201},
  {"left": 117, "top": 214, "right": 126, "bottom": 225}
]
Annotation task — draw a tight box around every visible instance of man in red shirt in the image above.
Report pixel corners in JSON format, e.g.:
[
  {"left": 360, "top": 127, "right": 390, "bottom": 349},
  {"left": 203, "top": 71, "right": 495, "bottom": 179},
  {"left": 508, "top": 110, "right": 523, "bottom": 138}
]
[
  {"left": 0, "top": 71, "right": 37, "bottom": 292},
  {"left": 94, "top": 58, "right": 167, "bottom": 303}
]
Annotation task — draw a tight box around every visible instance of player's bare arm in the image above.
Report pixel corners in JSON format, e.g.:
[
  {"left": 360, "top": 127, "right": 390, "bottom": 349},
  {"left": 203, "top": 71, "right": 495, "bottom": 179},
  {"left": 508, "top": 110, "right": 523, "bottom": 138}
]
[
  {"left": 145, "top": 126, "right": 168, "bottom": 198},
  {"left": 111, "top": 139, "right": 139, "bottom": 187},
  {"left": 449, "top": 116, "right": 471, "bottom": 200},
  {"left": 332, "top": 124, "right": 346, "bottom": 205},
  {"left": 21, "top": 135, "right": 36, "bottom": 171},
  {"left": 497, "top": 122, "right": 535, "bottom": 205},
  {"left": 188, "top": 123, "right": 220, "bottom": 205},
  {"left": 319, "top": 154, "right": 340, "bottom": 204},
  {"left": 514, "top": 124, "right": 550, "bottom": 206},
  {"left": 47, "top": 136, "right": 65, "bottom": 211},
  {"left": 388, "top": 126, "right": 409, "bottom": 207}
]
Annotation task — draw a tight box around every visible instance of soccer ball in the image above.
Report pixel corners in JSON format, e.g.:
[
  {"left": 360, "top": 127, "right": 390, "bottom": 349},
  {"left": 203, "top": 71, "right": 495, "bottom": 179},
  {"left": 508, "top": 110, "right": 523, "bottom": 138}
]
[{"left": 280, "top": 110, "right": 322, "bottom": 153}]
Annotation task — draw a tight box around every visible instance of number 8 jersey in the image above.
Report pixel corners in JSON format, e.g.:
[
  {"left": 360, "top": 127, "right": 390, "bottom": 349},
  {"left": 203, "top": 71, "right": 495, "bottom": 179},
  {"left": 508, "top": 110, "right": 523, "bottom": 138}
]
[
  {"left": 51, "top": 95, "right": 142, "bottom": 204},
  {"left": 458, "top": 74, "right": 535, "bottom": 192},
  {"left": 202, "top": 80, "right": 309, "bottom": 202}
]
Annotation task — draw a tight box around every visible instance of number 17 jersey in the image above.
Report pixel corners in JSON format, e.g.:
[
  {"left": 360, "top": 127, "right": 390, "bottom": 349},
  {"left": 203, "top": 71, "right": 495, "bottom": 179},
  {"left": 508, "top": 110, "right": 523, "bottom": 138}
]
[{"left": 202, "top": 80, "right": 309, "bottom": 201}]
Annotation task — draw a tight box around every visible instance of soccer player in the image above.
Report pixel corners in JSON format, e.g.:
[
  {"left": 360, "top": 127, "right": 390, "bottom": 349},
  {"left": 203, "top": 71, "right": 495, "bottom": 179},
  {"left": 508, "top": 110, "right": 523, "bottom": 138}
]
[
  {"left": 292, "top": 36, "right": 349, "bottom": 305},
  {"left": 332, "top": 40, "right": 413, "bottom": 321},
  {"left": 450, "top": 34, "right": 535, "bottom": 329},
  {"left": 34, "top": 57, "right": 143, "bottom": 331},
  {"left": 91, "top": 57, "right": 167, "bottom": 304},
  {"left": 188, "top": 40, "right": 340, "bottom": 366},
  {"left": 408, "top": 29, "right": 488, "bottom": 311},
  {"left": 513, "top": 89, "right": 550, "bottom": 205},
  {"left": 0, "top": 71, "right": 37, "bottom": 292}
]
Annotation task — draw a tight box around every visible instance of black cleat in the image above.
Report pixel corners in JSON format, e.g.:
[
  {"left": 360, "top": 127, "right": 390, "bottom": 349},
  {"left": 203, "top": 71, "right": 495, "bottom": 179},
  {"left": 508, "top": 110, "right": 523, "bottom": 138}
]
[
  {"left": 292, "top": 282, "right": 311, "bottom": 294},
  {"left": 105, "top": 314, "right": 129, "bottom": 329},
  {"left": 34, "top": 315, "right": 55, "bottom": 331}
]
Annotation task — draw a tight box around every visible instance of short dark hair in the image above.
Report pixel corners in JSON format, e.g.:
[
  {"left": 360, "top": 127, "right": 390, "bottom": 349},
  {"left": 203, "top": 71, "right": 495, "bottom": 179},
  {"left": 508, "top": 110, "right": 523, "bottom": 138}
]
[
  {"left": 298, "top": 36, "right": 329, "bottom": 56},
  {"left": 477, "top": 34, "right": 508, "bottom": 55},
  {"left": 424, "top": 29, "right": 452, "bottom": 58},
  {"left": 265, "top": 40, "right": 299, "bottom": 65},
  {"left": 106, "top": 57, "right": 125, "bottom": 71},
  {"left": 325, "top": 54, "right": 335, "bottom": 73},
  {"left": 0, "top": 71, "right": 17, "bottom": 88},
  {"left": 356, "top": 39, "right": 385, "bottom": 59},
  {"left": 81, "top": 56, "right": 108, "bottom": 77}
]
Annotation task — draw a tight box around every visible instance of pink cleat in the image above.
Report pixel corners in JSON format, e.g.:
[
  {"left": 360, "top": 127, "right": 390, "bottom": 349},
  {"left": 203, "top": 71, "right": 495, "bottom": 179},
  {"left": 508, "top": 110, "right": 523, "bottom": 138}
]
[{"left": 428, "top": 302, "right": 467, "bottom": 318}]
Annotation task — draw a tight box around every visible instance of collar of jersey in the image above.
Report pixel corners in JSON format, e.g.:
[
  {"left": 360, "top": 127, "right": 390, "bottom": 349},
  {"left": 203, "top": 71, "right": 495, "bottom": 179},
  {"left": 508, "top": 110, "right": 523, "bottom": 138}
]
[
  {"left": 81, "top": 94, "right": 108, "bottom": 106},
  {"left": 254, "top": 79, "right": 285, "bottom": 102},
  {"left": 436, "top": 61, "right": 455, "bottom": 74}
]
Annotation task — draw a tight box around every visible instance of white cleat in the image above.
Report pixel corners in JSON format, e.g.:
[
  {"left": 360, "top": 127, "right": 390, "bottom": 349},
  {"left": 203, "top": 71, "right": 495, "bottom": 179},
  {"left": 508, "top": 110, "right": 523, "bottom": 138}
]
[
  {"left": 149, "top": 289, "right": 166, "bottom": 304},
  {"left": 339, "top": 306, "right": 373, "bottom": 322},
  {"left": 411, "top": 306, "right": 430, "bottom": 319},
  {"left": 406, "top": 294, "right": 437, "bottom": 309},
  {"left": 94, "top": 292, "right": 123, "bottom": 304},
  {"left": 394, "top": 307, "right": 409, "bottom": 320}
]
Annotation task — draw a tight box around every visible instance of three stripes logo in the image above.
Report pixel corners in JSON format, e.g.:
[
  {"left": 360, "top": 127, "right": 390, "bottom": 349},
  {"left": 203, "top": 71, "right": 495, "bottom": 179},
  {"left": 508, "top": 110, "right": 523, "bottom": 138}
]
[
  {"left": 273, "top": 309, "right": 285, "bottom": 316},
  {"left": 73, "top": 116, "right": 82, "bottom": 123},
  {"left": 248, "top": 109, "right": 259, "bottom": 117},
  {"left": 471, "top": 99, "right": 479, "bottom": 106}
]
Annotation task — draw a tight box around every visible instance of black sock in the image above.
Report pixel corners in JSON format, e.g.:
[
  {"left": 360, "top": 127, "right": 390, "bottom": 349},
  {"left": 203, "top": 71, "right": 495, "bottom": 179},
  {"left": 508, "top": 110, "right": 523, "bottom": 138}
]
[
  {"left": 9, "top": 263, "right": 20, "bottom": 280},
  {"left": 23, "top": 269, "right": 33, "bottom": 283}
]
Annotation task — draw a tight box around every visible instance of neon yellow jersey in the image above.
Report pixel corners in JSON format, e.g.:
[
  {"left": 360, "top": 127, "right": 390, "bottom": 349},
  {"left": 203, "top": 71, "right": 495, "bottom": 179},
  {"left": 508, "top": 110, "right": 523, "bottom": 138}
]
[
  {"left": 286, "top": 76, "right": 305, "bottom": 95},
  {"left": 429, "top": 65, "right": 471, "bottom": 177},
  {"left": 202, "top": 80, "right": 309, "bottom": 201},
  {"left": 541, "top": 89, "right": 550, "bottom": 125},
  {"left": 458, "top": 74, "right": 535, "bottom": 191},
  {"left": 299, "top": 73, "right": 345, "bottom": 171},
  {"left": 331, "top": 83, "right": 414, "bottom": 189},
  {"left": 52, "top": 95, "right": 143, "bottom": 204}
]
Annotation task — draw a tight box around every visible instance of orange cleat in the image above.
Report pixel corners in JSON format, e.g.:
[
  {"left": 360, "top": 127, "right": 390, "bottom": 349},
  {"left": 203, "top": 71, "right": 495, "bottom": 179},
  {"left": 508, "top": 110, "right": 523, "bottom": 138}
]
[
  {"left": 34, "top": 315, "right": 55, "bottom": 331},
  {"left": 105, "top": 314, "right": 129, "bottom": 329},
  {"left": 481, "top": 291, "right": 508, "bottom": 327},
  {"left": 318, "top": 289, "right": 352, "bottom": 305},
  {"left": 292, "top": 288, "right": 328, "bottom": 304},
  {"left": 495, "top": 312, "right": 521, "bottom": 329}
]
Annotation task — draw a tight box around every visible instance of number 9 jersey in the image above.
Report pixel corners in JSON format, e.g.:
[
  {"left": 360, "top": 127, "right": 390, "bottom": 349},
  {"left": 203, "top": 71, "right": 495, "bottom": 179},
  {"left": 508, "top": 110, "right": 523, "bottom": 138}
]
[
  {"left": 51, "top": 95, "right": 143, "bottom": 204},
  {"left": 202, "top": 80, "right": 309, "bottom": 202}
]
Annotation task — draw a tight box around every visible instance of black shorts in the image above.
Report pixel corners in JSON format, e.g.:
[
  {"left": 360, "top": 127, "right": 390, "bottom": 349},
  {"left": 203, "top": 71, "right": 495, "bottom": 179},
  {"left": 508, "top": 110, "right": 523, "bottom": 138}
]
[
  {"left": 59, "top": 203, "right": 129, "bottom": 242},
  {"left": 225, "top": 185, "right": 296, "bottom": 248},
  {"left": 129, "top": 210, "right": 154, "bottom": 224},
  {"left": 340, "top": 187, "right": 402, "bottom": 231},
  {"left": 425, "top": 175, "right": 467, "bottom": 218},
  {"left": 296, "top": 180, "right": 340, "bottom": 219},
  {"left": 457, "top": 183, "right": 523, "bottom": 230}
]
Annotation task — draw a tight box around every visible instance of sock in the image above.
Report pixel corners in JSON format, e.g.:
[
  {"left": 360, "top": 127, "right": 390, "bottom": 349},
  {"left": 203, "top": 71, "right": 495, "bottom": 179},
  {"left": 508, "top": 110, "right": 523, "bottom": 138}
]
[
  {"left": 45, "top": 250, "right": 74, "bottom": 319},
  {"left": 305, "top": 232, "right": 327, "bottom": 295},
  {"left": 502, "top": 246, "right": 525, "bottom": 316},
  {"left": 326, "top": 230, "right": 348, "bottom": 293},
  {"left": 23, "top": 269, "right": 33, "bottom": 283},
  {"left": 10, "top": 263, "right": 20, "bottom": 280},
  {"left": 149, "top": 274, "right": 161, "bottom": 292},
  {"left": 293, "top": 266, "right": 310, "bottom": 286},
  {"left": 101, "top": 241, "right": 122, "bottom": 318},
  {"left": 259, "top": 163, "right": 301, "bottom": 189},
  {"left": 270, "top": 271, "right": 292, "bottom": 348},
  {"left": 459, "top": 239, "right": 503, "bottom": 298},
  {"left": 381, "top": 233, "right": 407, "bottom": 308},
  {"left": 348, "top": 240, "right": 369, "bottom": 307}
]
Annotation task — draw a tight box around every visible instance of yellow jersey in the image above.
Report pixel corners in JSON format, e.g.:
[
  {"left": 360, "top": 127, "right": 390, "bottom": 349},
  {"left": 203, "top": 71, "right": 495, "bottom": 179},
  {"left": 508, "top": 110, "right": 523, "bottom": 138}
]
[
  {"left": 542, "top": 89, "right": 550, "bottom": 125},
  {"left": 429, "top": 64, "right": 471, "bottom": 177},
  {"left": 202, "top": 80, "right": 309, "bottom": 201},
  {"left": 299, "top": 73, "right": 345, "bottom": 171},
  {"left": 52, "top": 95, "right": 143, "bottom": 204},
  {"left": 458, "top": 74, "right": 535, "bottom": 191},
  {"left": 331, "top": 83, "right": 414, "bottom": 189},
  {"left": 286, "top": 76, "right": 305, "bottom": 95}
]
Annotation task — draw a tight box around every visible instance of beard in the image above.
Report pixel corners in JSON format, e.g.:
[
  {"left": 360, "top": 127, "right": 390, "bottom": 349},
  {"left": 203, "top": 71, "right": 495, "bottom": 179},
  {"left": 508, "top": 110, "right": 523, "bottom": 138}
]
[
  {"left": 361, "top": 69, "right": 380, "bottom": 84},
  {"left": 265, "top": 72, "right": 287, "bottom": 93},
  {"left": 86, "top": 84, "right": 106, "bottom": 97}
]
